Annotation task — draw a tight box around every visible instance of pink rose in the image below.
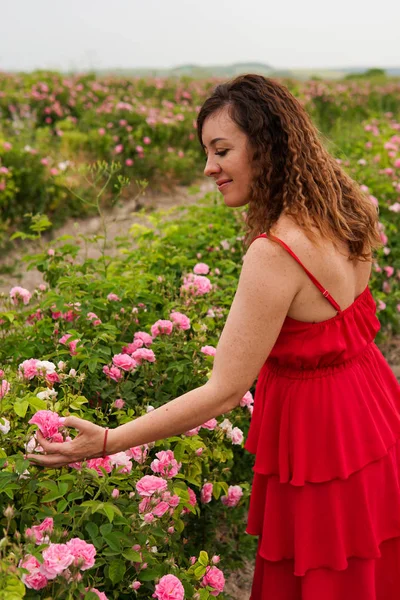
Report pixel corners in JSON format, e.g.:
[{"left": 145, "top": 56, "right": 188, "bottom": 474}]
[
  {"left": 19, "top": 555, "right": 48, "bottom": 590},
  {"left": 150, "top": 319, "right": 174, "bottom": 337},
  {"left": 201, "top": 482, "right": 213, "bottom": 504},
  {"left": 114, "top": 398, "right": 125, "bottom": 409},
  {"left": 103, "top": 365, "right": 122, "bottom": 382},
  {"left": 107, "top": 293, "right": 121, "bottom": 301},
  {"left": 383, "top": 266, "right": 394, "bottom": 277},
  {"left": 188, "top": 487, "right": 197, "bottom": 506},
  {"left": 86, "top": 588, "right": 108, "bottom": 600},
  {"left": 112, "top": 353, "right": 137, "bottom": 371},
  {"left": 40, "top": 543, "right": 75, "bottom": 579},
  {"left": 127, "top": 444, "right": 149, "bottom": 464},
  {"left": 109, "top": 451, "right": 132, "bottom": 473},
  {"left": 122, "top": 341, "right": 142, "bottom": 354},
  {"left": 19, "top": 358, "right": 39, "bottom": 380},
  {"left": 134, "top": 331, "right": 153, "bottom": 346},
  {"left": 10, "top": 286, "right": 32, "bottom": 305},
  {"left": 202, "top": 418, "right": 217, "bottom": 430},
  {"left": 170, "top": 311, "right": 191, "bottom": 331},
  {"left": 28, "top": 410, "right": 64, "bottom": 439},
  {"left": 240, "top": 391, "right": 254, "bottom": 407},
  {"left": 152, "top": 574, "right": 185, "bottom": 600},
  {"left": 150, "top": 450, "right": 181, "bottom": 479},
  {"left": 229, "top": 427, "right": 244, "bottom": 445},
  {"left": 201, "top": 346, "right": 216, "bottom": 357},
  {"left": 132, "top": 348, "right": 156, "bottom": 364},
  {"left": 66, "top": 537, "right": 96, "bottom": 570},
  {"left": 112, "top": 488, "right": 120, "bottom": 499},
  {"left": 221, "top": 485, "right": 243, "bottom": 508},
  {"left": 25, "top": 517, "right": 54, "bottom": 544},
  {"left": 193, "top": 262, "right": 210, "bottom": 275},
  {"left": 185, "top": 426, "right": 201, "bottom": 436},
  {"left": 136, "top": 475, "right": 168, "bottom": 497},
  {"left": 181, "top": 273, "right": 212, "bottom": 296},
  {"left": 152, "top": 501, "right": 170, "bottom": 517},
  {"left": 132, "top": 581, "right": 141, "bottom": 590},
  {"left": 0, "top": 379, "right": 10, "bottom": 399},
  {"left": 201, "top": 566, "right": 225, "bottom": 596},
  {"left": 86, "top": 457, "right": 112, "bottom": 475}
]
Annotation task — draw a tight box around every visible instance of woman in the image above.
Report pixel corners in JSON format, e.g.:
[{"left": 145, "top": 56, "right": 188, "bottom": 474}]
[{"left": 28, "top": 74, "right": 400, "bottom": 599}]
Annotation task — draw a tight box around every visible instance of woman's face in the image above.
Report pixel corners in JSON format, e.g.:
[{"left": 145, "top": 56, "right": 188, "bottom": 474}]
[{"left": 202, "top": 108, "right": 254, "bottom": 207}]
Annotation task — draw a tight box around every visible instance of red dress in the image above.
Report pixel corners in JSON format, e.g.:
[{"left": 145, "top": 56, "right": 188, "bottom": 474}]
[{"left": 245, "top": 233, "right": 400, "bottom": 599}]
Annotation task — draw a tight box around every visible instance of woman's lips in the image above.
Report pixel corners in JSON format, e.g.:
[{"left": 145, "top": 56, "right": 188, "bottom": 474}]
[{"left": 217, "top": 180, "right": 232, "bottom": 192}]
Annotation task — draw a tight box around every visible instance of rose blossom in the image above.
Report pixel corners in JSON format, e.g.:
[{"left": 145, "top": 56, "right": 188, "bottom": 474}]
[
  {"left": 85, "top": 457, "right": 112, "bottom": 475},
  {"left": 28, "top": 410, "right": 64, "bottom": 439},
  {"left": 152, "top": 574, "right": 185, "bottom": 600},
  {"left": 19, "top": 358, "right": 39, "bottom": 380},
  {"left": 114, "top": 398, "right": 125, "bottom": 409},
  {"left": 19, "top": 555, "right": 48, "bottom": 590},
  {"left": 201, "top": 345, "right": 216, "bottom": 357},
  {"left": 0, "top": 380, "right": 10, "bottom": 399},
  {"left": 132, "top": 348, "right": 156, "bottom": 364},
  {"left": 66, "top": 537, "right": 96, "bottom": 570},
  {"left": 10, "top": 286, "right": 32, "bottom": 305},
  {"left": 107, "top": 293, "right": 121, "bottom": 301},
  {"left": 25, "top": 517, "right": 54, "bottom": 544},
  {"left": 185, "top": 426, "right": 201, "bottom": 436},
  {"left": 86, "top": 588, "right": 108, "bottom": 600},
  {"left": 152, "top": 501, "right": 170, "bottom": 517},
  {"left": 127, "top": 444, "right": 149, "bottom": 463},
  {"left": 109, "top": 451, "right": 133, "bottom": 473},
  {"left": 136, "top": 475, "right": 168, "bottom": 497},
  {"left": 181, "top": 273, "right": 212, "bottom": 296},
  {"left": 0, "top": 416, "right": 10, "bottom": 434},
  {"left": 202, "top": 418, "right": 217, "bottom": 430},
  {"left": 103, "top": 365, "right": 122, "bottom": 381},
  {"left": 40, "top": 543, "right": 74, "bottom": 579},
  {"left": 201, "top": 482, "right": 213, "bottom": 504},
  {"left": 169, "top": 311, "right": 191, "bottom": 330},
  {"left": 150, "top": 450, "right": 181, "bottom": 478},
  {"left": 221, "top": 485, "right": 243, "bottom": 508},
  {"left": 134, "top": 331, "right": 153, "bottom": 346},
  {"left": 150, "top": 319, "right": 174, "bottom": 337},
  {"left": 240, "top": 391, "right": 254, "bottom": 407},
  {"left": 112, "top": 353, "right": 137, "bottom": 371},
  {"left": 229, "top": 427, "right": 244, "bottom": 445},
  {"left": 193, "top": 262, "right": 210, "bottom": 275},
  {"left": 201, "top": 566, "right": 225, "bottom": 596}
]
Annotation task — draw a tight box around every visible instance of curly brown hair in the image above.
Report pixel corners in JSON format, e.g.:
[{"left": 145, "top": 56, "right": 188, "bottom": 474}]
[{"left": 196, "top": 74, "right": 382, "bottom": 261}]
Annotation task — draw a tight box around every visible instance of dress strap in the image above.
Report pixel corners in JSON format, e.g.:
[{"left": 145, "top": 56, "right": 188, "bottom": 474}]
[{"left": 251, "top": 233, "right": 342, "bottom": 313}]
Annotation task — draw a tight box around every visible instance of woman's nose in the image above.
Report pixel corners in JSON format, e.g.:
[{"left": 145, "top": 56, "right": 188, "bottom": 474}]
[{"left": 204, "top": 155, "right": 221, "bottom": 177}]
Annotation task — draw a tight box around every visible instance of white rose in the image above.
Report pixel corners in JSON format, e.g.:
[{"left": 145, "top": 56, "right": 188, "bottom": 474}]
[
  {"left": 37, "top": 389, "right": 58, "bottom": 400},
  {"left": 0, "top": 417, "right": 10, "bottom": 434},
  {"left": 36, "top": 360, "right": 56, "bottom": 374}
]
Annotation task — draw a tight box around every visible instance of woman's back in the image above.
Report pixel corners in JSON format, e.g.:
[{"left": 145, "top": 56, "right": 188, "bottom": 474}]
[{"left": 269, "top": 214, "right": 373, "bottom": 324}]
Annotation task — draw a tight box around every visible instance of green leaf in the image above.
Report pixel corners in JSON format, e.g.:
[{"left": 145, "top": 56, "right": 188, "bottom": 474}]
[
  {"left": 199, "top": 551, "right": 209, "bottom": 566},
  {"left": 14, "top": 400, "right": 29, "bottom": 418},
  {"left": 122, "top": 549, "right": 142, "bottom": 562},
  {"left": 139, "top": 566, "right": 163, "bottom": 581},
  {"left": 103, "top": 532, "right": 121, "bottom": 552},
  {"left": 194, "top": 565, "right": 207, "bottom": 578},
  {"left": 85, "top": 522, "right": 99, "bottom": 539},
  {"left": 108, "top": 559, "right": 126, "bottom": 585},
  {"left": 57, "top": 498, "right": 68, "bottom": 513},
  {"left": 198, "top": 589, "right": 210, "bottom": 600},
  {"left": 27, "top": 396, "right": 47, "bottom": 412}
]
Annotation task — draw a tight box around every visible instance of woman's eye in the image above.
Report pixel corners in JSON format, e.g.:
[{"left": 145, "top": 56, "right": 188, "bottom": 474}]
[{"left": 215, "top": 150, "right": 228, "bottom": 157}]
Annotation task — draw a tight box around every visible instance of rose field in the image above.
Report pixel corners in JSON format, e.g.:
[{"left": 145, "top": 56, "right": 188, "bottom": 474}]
[{"left": 0, "top": 72, "right": 399, "bottom": 599}]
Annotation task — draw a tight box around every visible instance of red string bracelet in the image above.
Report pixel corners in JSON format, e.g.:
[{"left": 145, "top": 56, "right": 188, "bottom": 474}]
[{"left": 102, "top": 427, "right": 109, "bottom": 458}]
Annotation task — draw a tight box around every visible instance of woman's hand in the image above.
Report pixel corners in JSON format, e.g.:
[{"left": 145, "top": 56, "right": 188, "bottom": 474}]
[{"left": 26, "top": 416, "right": 108, "bottom": 469}]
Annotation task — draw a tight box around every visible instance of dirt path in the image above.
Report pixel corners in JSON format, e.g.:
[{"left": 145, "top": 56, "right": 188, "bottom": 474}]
[{"left": 0, "top": 179, "right": 215, "bottom": 294}]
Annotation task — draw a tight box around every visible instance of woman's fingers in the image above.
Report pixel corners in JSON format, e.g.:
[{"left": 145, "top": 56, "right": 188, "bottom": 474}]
[{"left": 36, "top": 430, "right": 73, "bottom": 456}]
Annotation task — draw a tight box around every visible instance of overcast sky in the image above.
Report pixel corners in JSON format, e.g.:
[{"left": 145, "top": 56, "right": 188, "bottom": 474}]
[{"left": 1, "top": 0, "right": 399, "bottom": 72}]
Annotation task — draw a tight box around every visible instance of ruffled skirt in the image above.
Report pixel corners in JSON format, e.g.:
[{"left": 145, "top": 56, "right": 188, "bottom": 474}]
[{"left": 245, "top": 343, "right": 400, "bottom": 599}]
